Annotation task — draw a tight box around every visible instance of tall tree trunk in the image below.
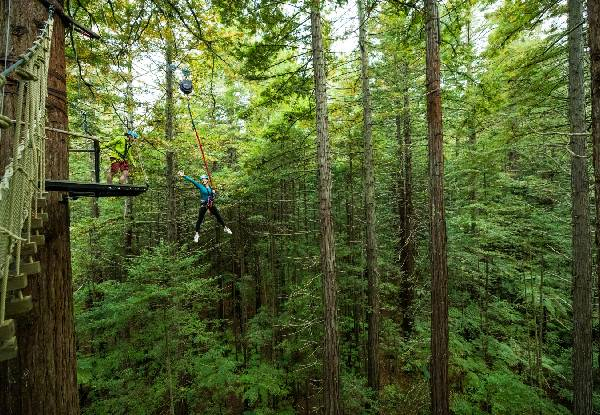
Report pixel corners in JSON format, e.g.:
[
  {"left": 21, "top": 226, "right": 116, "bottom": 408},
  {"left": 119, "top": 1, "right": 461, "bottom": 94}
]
[
  {"left": 166, "top": 151, "right": 176, "bottom": 240},
  {"left": 425, "top": 0, "right": 449, "bottom": 413},
  {"left": 124, "top": 57, "right": 134, "bottom": 255},
  {"left": 165, "top": 35, "right": 177, "bottom": 244},
  {"left": 398, "top": 61, "right": 415, "bottom": 336},
  {"left": 0, "top": 1, "right": 79, "bottom": 413},
  {"left": 162, "top": 29, "right": 177, "bottom": 413},
  {"left": 89, "top": 120, "right": 100, "bottom": 217},
  {"left": 310, "top": 2, "right": 340, "bottom": 413},
  {"left": 588, "top": 0, "right": 600, "bottom": 377},
  {"left": 357, "top": 0, "right": 379, "bottom": 392},
  {"left": 569, "top": 0, "right": 593, "bottom": 411},
  {"left": 466, "top": 20, "right": 477, "bottom": 235},
  {"left": 86, "top": 117, "right": 101, "bottom": 284}
]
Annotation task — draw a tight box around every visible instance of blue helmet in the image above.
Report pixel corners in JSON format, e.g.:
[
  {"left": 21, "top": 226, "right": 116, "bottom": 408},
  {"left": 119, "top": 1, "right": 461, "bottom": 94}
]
[
  {"left": 125, "top": 130, "right": 139, "bottom": 139},
  {"left": 199, "top": 174, "right": 209, "bottom": 180}
]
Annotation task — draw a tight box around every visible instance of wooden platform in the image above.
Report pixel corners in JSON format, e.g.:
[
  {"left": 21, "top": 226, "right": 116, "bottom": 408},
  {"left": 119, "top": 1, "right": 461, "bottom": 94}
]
[{"left": 45, "top": 180, "right": 148, "bottom": 198}]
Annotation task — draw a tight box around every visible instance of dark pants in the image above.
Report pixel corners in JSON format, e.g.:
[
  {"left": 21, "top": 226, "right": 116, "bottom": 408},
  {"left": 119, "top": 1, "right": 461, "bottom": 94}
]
[{"left": 196, "top": 203, "right": 225, "bottom": 231}]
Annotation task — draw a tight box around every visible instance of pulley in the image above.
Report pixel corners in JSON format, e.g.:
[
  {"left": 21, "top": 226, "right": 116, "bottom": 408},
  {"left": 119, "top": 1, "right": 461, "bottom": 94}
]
[{"left": 179, "top": 79, "right": 193, "bottom": 95}]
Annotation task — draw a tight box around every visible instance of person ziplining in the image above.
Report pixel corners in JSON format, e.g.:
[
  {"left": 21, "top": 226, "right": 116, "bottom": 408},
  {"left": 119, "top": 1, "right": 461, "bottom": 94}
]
[
  {"left": 179, "top": 171, "right": 232, "bottom": 241},
  {"left": 178, "top": 69, "right": 232, "bottom": 242},
  {"left": 102, "top": 130, "right": 139, "bottom": 184}
]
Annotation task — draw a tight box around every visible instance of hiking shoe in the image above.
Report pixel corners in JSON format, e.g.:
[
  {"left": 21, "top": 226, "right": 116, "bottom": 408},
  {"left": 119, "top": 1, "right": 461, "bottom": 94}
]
[
  {"left": 224, "top": 226, "right": 232, "bottom": 235},
  {"left": 193, "top": 232, "right": 200, "bottom": 243}
]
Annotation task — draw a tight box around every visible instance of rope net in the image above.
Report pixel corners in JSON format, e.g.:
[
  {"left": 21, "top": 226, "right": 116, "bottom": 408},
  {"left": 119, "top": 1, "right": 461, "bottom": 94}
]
[{"left": 0, "top": 10, "right": 54, "bottom": 361}]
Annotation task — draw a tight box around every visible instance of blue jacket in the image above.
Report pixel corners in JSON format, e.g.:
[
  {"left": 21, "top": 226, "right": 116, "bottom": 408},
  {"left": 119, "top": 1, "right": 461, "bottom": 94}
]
[{"left": 183, "top": 176, "right": 214, "bottom": 203}]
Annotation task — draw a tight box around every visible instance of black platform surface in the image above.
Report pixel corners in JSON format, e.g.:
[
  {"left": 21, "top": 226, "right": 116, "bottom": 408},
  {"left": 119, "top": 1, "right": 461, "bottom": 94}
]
[{"left": 45, "top": 180, "right": 148, "bottom": 198}]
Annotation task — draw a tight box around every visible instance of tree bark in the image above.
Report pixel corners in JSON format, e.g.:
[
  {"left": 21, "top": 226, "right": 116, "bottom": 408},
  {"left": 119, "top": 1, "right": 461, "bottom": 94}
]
[
  {"left": 357, "top": 0, "right": 379, "bottom": 392},
  {"left": 310, "top": 2, "right": 340, "bottom": 413},
  {"left": 425, "top": 0, "right": 449, "bottom": 414},
  {"left": 124, "top": 57, "right": 134, "bottom": 256},
  {"left": 588, "top": 0, "right": 600, "bottom": 378},
  {"left": 165, "top": 35, "right": 177, "bottom": 244},
  {"left": 0, "top": 1, "right": 79, "bottom": 413},
  {"left": 569, "top": 0, "right": 593, "bottom": 411}
]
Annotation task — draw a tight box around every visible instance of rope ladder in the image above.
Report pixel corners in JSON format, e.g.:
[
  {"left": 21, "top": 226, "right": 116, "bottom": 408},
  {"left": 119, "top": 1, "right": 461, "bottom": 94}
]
[{"left": 0, "top": 9, "right": 54, "bottom": 361}]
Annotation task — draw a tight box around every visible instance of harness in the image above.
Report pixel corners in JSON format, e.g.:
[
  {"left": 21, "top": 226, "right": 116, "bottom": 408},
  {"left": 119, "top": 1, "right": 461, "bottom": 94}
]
[{"left": 202, "top": 185, "right": 214, "bottom": 208}]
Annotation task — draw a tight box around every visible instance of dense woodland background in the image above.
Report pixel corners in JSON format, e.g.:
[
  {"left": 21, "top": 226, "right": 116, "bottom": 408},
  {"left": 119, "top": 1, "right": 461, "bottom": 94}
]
[{"left": 53, "top": 0, "right": 599, "bottom": 412}]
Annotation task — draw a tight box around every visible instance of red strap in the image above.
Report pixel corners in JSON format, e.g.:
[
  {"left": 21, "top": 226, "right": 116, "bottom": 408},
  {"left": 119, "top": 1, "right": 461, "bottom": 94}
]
[
  {"left": 186, "top": 96, "right": 214, "bottom": 189},
  {"left": 192, "top": 128, "right": 214, "bottom": 189}
]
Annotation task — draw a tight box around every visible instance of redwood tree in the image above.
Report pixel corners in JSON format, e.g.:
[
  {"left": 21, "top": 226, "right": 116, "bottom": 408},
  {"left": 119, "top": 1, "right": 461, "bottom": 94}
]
[
  {"left": 425, "top": 0, "right": 449, "bottom": 413},
  {"left": 568, "top": 0, "right": 593, "bottom": 411},
  {"left": 357, "top": 0, "right": 380, "bottom": 392},
  {"left": 310, "top": 1, "right": 341, "bottom": 413},
  {"left": 0, "top": 1, "right": 79, "bottom": 414},
  {"left": 588, "top": 0, "right": 600, "bottom": 376},
  {"left": 165, "top": 32, "right": 177, "bottom": 245},
  {"left": 398, "top": 61, "right": 415, "bottom": 337}
]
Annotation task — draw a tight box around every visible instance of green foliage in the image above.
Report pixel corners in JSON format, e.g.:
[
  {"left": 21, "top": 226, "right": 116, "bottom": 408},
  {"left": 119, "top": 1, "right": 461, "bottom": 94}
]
[
  {"left": 68, "top": 0, "right": 599, "bottom": 413},
  {"left": 240, "top": 363, "right": 288, "bottom": 407}
]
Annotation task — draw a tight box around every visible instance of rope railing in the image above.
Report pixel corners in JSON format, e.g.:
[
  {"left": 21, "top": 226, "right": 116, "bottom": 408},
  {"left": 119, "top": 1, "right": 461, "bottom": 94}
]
[{"left": 0, "top": 9, "right": 54, "bottom": 361}]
